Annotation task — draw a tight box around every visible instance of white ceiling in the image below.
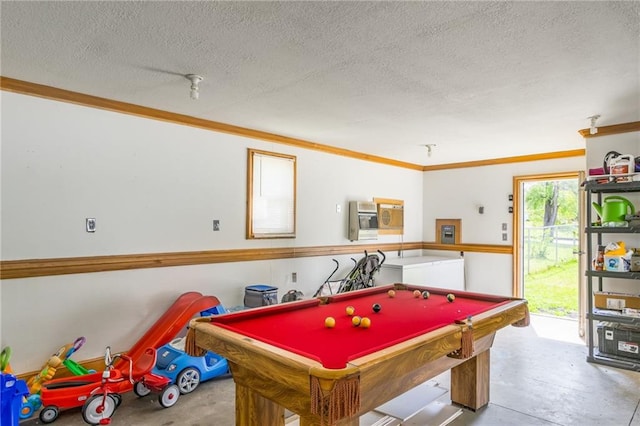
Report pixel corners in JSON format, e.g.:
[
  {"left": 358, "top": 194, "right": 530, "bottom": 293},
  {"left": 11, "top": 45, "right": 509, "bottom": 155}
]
[{"left": 1, "top": 1, "right": 638, "bottom": 166}]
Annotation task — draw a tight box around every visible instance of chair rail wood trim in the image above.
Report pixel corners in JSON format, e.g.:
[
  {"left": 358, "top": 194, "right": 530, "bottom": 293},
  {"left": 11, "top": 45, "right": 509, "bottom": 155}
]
[
  {"left": 0, "top": 242, "right": 511, "bottom": 279},
  {"left": 422, "top": 242, "right": 512, "bottom": 254}
]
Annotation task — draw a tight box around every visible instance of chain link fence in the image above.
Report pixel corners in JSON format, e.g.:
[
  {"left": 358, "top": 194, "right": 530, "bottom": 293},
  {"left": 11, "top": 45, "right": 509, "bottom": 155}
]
[{"left": 524, "top": 224, "right": 579, "bottom": 274}]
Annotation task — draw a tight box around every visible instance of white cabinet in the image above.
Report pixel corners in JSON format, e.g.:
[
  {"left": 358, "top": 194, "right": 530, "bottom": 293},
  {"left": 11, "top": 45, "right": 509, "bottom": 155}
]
[{"left": 377, "top": 256, "right": 465, "bottom": 290}]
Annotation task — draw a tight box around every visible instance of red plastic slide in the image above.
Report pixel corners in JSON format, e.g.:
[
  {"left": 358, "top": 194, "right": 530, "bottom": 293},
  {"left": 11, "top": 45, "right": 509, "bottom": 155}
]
[{"left": 119, "top": 292, "right": 221, "bottom": 367}]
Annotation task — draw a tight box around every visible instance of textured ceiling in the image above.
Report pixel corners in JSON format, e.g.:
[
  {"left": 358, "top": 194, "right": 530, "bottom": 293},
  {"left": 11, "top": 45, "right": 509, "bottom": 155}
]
[{"left": 1, "top": 1, "right": 638, "bottom": 166}]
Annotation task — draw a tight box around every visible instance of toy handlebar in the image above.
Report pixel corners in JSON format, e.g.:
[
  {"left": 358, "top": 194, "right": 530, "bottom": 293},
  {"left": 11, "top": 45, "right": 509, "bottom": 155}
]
[{"left": 0, "top": 346, "right": 12, "bottom": 373}]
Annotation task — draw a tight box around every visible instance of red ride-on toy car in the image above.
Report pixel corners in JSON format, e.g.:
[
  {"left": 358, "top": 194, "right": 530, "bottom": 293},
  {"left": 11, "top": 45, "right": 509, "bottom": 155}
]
[{"left": 39, "top": 346, "right": 179, "bottom": 425}]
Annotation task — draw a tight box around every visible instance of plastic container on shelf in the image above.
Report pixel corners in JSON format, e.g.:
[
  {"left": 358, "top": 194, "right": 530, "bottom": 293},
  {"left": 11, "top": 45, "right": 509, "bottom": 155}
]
[{"left": 597, "top": 322, "right": 640, "bottom": 360}]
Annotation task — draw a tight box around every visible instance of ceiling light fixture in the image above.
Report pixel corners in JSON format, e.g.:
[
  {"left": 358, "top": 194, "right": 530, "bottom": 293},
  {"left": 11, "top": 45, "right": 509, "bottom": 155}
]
[
  {"left": 185, "top": 74, "right": 204, "bottom": 100},
  {"left": 587, "top": 114, "right": 601, "bottom": 135},
  {"left": 423, "top": 144, "right": 437, "bottom": 157}
]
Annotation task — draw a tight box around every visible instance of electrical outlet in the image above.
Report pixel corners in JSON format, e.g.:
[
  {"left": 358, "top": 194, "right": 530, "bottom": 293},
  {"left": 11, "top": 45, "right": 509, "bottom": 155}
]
[
  {"left": 502, "top": 223, "right": 507, "bottom": 231},
  {"left": 213, "top": 220, "right": 220, "bottom": 231},
  {"left": 336, "top": 204, "right": 341, "bottom": 213},
  {"left": 502, "top": 233, "right": 508, "bottom": 241},
  {"left": 292, "top": 272, "right": 297, "bottom": 283},
  {"left": 86, "top": 218, "right": 96, "bottom": 233}
]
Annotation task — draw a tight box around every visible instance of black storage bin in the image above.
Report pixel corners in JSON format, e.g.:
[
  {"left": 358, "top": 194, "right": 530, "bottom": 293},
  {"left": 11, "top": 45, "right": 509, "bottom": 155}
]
[{"left": 597, "top": 322, "right": 640, "bottom": 360}]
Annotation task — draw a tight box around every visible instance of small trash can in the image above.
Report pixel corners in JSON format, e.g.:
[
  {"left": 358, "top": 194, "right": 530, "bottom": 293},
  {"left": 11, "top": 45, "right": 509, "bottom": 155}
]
[
  {"left": 1, "top": 373, "right": 30, "bottom": 426},
  {"left": 244, "top": 285, "right": 278, "bottom": 308}
]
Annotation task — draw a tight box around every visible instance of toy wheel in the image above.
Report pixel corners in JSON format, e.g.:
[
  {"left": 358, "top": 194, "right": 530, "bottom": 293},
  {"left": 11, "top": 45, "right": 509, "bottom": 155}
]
[
  {"left": 176, "top": 367, "right": 201, "bottom": 394},
  {"left": 133, "top": 381, "right": 151, "bottom": 397},
  {"left": 110, "top": 393, "right": 122, "bottom": 407},
  {"left": 19, "top": 402, "right": 34, "bottom": 419},
  {"left": 82, "top": 394, "right": 117, "bottom": 425},
  {"left": 27, "top": 393, "right": 42, "bottom": 410},
  {"left": 159, "top": 384, "right": 180, "bottom": 408},
  {"left": 39, "top": 406, "right": 59, "bottom": 424}
]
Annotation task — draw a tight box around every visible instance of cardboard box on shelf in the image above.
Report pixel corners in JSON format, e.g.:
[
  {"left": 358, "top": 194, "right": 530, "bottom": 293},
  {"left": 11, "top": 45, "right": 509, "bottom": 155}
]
[{"left": 594, "top": 291, "right": 640, "bottom": 310}]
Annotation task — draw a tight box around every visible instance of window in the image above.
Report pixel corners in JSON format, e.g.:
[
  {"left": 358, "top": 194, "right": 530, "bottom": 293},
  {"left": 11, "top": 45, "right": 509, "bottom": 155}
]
[{"left": 247, "top": 149, "right": 296, "bottom": 239}]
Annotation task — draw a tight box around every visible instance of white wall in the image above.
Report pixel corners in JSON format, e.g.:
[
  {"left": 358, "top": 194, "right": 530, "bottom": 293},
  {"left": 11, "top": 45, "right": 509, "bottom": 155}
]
[
  {"left": 0, "top": 92, "right": 424, "bottom": 372},
  {"left": 423, "top": 156, "right": 586, "bottom": 296},
  {"left": 0, "top": 91, "right": 590, "bottom": 373}
]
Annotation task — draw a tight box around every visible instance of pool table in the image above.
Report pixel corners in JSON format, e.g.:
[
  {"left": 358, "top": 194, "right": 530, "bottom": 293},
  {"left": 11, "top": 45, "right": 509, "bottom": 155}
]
[{"left": 187, "top": 283, "right": 529, "bottom": 426}]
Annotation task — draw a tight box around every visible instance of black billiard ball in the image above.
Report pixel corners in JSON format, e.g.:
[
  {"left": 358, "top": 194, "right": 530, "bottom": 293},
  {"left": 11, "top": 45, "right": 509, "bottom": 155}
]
[
  {"left": 421, "top": 290, "right": 430, "bottom": 299},
  {"left": 372, "top": 303, "right": 381, "bottom": 313}
]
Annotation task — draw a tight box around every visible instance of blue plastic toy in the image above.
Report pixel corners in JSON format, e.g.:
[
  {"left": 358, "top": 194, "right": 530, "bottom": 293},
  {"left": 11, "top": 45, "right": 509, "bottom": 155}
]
[
  {"left": 152, "top": 304, "right": 230, "bottom": 394},
  {"left": 1, "top": 372, "right": 30, "bottom": 426}
]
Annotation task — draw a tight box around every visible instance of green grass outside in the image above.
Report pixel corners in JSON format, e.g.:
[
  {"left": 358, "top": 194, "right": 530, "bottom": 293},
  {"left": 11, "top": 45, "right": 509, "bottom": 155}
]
[
  {"left": 523, "top": 244, "right": 577, "bottom": 275},
  {"left": 524, "top": 258, "right": 579, "bottom": 318}
]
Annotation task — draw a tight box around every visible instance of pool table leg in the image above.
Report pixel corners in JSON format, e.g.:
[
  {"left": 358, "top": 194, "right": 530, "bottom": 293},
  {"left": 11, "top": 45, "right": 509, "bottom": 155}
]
[
  {"left": 235, "top": 382, "right": 286, "bottom": 425},
  {"left": 450, "top": 349, "right": 490, "bottom": 411}
]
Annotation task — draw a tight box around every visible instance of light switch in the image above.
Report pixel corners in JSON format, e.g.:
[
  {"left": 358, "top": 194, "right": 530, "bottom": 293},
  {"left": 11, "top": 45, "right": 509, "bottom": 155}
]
[
  {"left": 86, "top": 218, "right": 96, "bottom": 233},
  {"left": 213, "top": 220, "right": 220, "bottom": 231}
]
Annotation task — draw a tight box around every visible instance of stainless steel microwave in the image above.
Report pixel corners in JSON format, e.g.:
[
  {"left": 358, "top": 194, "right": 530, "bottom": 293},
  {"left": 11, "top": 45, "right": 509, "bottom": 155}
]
[{"left": 349, "top": 201, "right": 378, "bottom": 241}]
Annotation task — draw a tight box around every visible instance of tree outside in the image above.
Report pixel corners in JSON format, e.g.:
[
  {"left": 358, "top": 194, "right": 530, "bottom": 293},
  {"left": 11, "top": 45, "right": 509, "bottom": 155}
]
[{"left": 523, "top": 179, "right": 579, "bottom": 317}]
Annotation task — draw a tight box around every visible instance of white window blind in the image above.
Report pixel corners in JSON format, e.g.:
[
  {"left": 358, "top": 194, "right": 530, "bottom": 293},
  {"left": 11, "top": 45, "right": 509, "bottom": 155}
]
[{"left": 248, "top": 150, "right": 296, "bottom": 238}]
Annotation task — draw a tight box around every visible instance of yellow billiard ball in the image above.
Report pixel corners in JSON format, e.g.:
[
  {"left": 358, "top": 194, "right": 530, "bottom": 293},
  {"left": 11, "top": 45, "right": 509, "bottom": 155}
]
[
  {"left": 352, "top": 316, "right": 362, "bottom": 327},
  {"left": 388, "top": 290, "right": 396, "bottom": 298},
  {"left": 447, "top": 293, "right": 456, "bottom": 302},
  {"left": 413, "top": 290, "right": 421, "bottom": 298},
  {"left": 325, "top": 317, "right": 336, "bottom": 328},
  {"left": 346, "top": 306, "right": 355, "bottom": 316},
  {"left": 360, "top": 317, "right": 371, "bottom": 328}
]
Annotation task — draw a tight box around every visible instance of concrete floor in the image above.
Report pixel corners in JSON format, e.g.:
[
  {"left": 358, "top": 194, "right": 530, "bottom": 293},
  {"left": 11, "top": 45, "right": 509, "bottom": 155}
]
[{"left": 20, "top": 315, "right": 640, "bottom": 426}]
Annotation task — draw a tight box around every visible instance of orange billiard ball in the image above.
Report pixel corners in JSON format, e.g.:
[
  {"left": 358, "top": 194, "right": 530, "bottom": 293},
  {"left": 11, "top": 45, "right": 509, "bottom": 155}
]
[
  {"left": 346, "top": 306, "right": 355, "bottom": 316},
  {"left": 413, "top": 290, "right": 421, "bottom": 298},
  {"left": 447, "top": 293, "right": 456, "bottom": 303},
  {"left": 360, "top": 317, "right": 371, "bottom": 328},
  {"left": 388, "top": 290, "right": 396, "bottom": 298},
  {"left": 352, "top": 316, "right": 362, "bottom": 327},
  {"left": 325, "top": 317, "right": 336, "bottom": 328}
]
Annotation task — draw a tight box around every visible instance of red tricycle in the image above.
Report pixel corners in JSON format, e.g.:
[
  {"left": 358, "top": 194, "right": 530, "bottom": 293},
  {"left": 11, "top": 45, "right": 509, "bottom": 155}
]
[{"left": 39, "top": 346, "right": 179, "bottom": 425}]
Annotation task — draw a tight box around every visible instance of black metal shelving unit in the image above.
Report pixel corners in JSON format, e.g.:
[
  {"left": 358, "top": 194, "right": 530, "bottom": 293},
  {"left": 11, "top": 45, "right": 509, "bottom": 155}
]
[{"left": 584, "top": 180, "right": 640, "bottom": 372}]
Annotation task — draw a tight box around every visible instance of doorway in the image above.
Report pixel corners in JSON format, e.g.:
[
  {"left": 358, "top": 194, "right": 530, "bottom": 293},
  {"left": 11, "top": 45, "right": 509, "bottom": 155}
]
[{"left": 513, "top": 172, "right": 586, "bottom": 341}]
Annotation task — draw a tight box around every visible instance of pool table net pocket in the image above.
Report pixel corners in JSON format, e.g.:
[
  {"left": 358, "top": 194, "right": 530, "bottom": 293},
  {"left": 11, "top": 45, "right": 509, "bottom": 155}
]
[
  {"left": 185, "top": 317, "right": 210, "bottom": 357},
  {"left": 310, "top": 374, "right": 360, "bottom": 425}
]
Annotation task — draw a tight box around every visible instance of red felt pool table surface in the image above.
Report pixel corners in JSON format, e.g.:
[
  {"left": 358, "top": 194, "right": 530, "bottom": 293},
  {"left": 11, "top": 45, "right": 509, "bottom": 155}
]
[{"left": 207, "top": 285, "right": 510, "bottom": 369}]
